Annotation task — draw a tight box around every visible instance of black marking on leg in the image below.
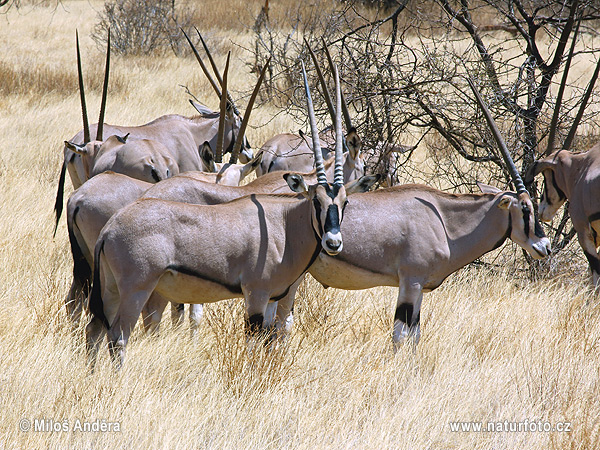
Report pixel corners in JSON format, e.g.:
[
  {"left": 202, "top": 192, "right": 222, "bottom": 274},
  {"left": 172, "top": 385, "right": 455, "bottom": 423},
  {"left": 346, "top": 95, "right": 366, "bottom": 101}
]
[
  {"left": 394, "top": 303, "right": 414, "bottom": 327},
  {"left": 166, "top": 265, "right": 242, "bottom": 294},
  {"left": 69, "top": 206, "right": 92, "bottom": 297},
  {"left": 175, "top": 303, "right": 185, "bottom": 313},
  {"left": 583, "top": 250, "right": 600, "bottom": 275},
  {"left": 245, "top": 313, "right": 264, "bottom": 335}
]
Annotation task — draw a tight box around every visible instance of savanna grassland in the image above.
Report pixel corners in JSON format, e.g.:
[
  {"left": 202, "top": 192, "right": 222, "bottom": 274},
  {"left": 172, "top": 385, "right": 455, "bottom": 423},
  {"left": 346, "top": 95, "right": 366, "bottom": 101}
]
[{"left": 1, "top": 1, "right": 600, "bottom": 449}]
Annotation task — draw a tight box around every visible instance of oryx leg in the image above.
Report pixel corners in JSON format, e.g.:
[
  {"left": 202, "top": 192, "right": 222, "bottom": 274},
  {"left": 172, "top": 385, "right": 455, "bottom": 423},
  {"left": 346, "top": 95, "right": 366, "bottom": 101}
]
[
  {"left": 393, "top": 279, "right": 423, "bottom": 347},
  {"left": 85, "top": 316, "right": 106, "bottom": 371},
  {"left": 107, "top": 287, "right": 154, "bottom": 369},
  {"left": 141, "top": 293, "right": 169, "bottom": 335},
  {"left": 188, "top": 304, "right": 204, "bottom": 337},
  {"left": 264, "top": 277, "right": 303, "bottom": 338},
  {"left": 171, "top": 302, "right": 185, "bottom": 327},
  {"left": 65, "top": 278, "right": 86, "bottom": 329},
  {"left": 243, "top": 289, "right": 271, "bottom": 339}
]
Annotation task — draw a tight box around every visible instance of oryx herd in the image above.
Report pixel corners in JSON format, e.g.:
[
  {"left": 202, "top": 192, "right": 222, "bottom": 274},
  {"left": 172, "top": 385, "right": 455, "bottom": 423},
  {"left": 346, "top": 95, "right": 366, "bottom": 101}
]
[{"left": 55, "top": 30, "right": 599, "bottom": 369}]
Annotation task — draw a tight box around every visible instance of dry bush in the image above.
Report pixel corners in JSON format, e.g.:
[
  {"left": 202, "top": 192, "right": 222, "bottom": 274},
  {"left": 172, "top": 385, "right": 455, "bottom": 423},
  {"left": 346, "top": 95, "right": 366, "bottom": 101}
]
[{"left": 92, "top": 0, "right": 196, "bottom": 55}]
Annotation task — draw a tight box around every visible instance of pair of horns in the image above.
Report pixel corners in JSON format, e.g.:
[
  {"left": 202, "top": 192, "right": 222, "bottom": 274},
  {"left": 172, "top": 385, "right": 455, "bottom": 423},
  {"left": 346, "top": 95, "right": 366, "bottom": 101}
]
[
  {"left": 76, "top": 29, "right": 110, "bottom": 143},
  {"left": 306, "top": 38, "right": 353, "bottom": 133},
  {"left": 183, "top": 28, "right": 268, "bottom": 163},
  {"left": 301, "top": 57, "right": 344, "bottom": 186},
  {"left": 211, "top": 52, "right": 271, "bottom": 163}
]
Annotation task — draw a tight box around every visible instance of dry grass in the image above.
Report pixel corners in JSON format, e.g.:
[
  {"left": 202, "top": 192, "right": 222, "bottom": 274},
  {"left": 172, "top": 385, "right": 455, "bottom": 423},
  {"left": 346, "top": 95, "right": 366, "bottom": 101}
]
[{"left": 1, "top": 1, "right": 599, "bottom": 449}]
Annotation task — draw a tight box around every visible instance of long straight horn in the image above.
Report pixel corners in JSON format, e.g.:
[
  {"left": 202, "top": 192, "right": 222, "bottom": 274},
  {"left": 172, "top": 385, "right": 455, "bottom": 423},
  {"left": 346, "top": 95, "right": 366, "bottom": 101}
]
[
  {"left": 545, "top": 17, "right": 581, "bottom": 156},
  {"left": 563, "top": 53, "right": 600, "bottom": 152},
  {"left": 181, "top": 28, "right": 222, "bottom": 99},
  {"left": 467, "top": 77, "right": 528, "bottom": 196},
  {"left": 305, "top": 39, "right": 336, "bottom": 125},
  {"left": 333, "top": 64, "right": 344, "bottom": 186},
  {"left": 195, "top": 28, "right": 241, "bottom": 117},
  {"left": 216, "top": 52, "right": 230, "bottom": 163},
  {"left": 96, "top": 29, "right": 110, "bottom": 141},
  {"left": 322, "top": 38, "right": 353, "bottom": 131},
  {"left": 76, "top": 30, "right": 90, "bottom": 143},
  {"left": 230, "top": 57, "right": 271, "bottom": 164},
  {"left": 301, "top": 61, "right": 327, "bottom": 185}
]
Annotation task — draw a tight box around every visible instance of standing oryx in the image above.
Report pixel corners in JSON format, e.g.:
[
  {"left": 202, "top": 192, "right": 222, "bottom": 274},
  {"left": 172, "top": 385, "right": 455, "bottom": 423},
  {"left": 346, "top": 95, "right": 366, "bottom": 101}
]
[
  {"left": 526, "top": 145, "right": 600, "bottom": 290},
  {"left": 256, "top": 42, "right": 365, "bottom": 183},
  {"left": 54, "top": 30, "right": 255, "bottom": 232},
  {"left": 64, "top": 56, "right": 270, "bottom": 327},
  {"left": 267, "top": 78, "right": 552, "bottom": 345},
  {"left": 85, "top": 60, "right": 365, "bottom": 368}
]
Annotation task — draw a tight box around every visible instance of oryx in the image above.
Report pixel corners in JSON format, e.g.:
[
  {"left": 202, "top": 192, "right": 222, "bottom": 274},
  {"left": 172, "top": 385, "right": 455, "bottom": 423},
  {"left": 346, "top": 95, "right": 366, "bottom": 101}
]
[
  {"left": 54, "top": 30, "right": 255, "bottom": 232},
  {"left": 256, "top": 41, "right": 364, "bottom": 183},
  {"left": 64, "top": 56, "right": 270, "bottom": 327},
  {"left": 85, "top": 60, "right": 364, "bottom": 368},
  {"left": 526, "top": 145, "right": 600, "bottom": 290},
  {"left": 266, "top": 78, "right": 552, "bottom": 345}
]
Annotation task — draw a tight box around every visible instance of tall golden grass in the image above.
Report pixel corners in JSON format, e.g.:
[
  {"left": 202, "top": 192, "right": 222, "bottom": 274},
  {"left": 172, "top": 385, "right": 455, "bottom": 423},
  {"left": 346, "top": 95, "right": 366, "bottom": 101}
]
[{"left": 1, "top": 1, "right": 599, "bottom": 449}]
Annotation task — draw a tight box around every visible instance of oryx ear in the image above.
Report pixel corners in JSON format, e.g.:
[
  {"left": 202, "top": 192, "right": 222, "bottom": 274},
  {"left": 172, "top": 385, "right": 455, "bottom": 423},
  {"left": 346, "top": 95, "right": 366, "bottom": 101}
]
[
  {"left": 476, "top": 182, "right": 501, "bottom": 194},
  {"left": 345, "top": 174, "right": 380, "bottom": 194},
  {"left": 189, "top": 100, "right": 214, "bottom": 116},
  {"left": 64, "top": 140, "right": 88, "bottom": 155},
  {"left": 199, "top": 142, "right": 216, "bottom": 172},
  {"left": 345, "top": 127, "right": 361, "bottom": 160},
  {"left": 116, "top": 133, "right": 130, "bottom": 144},
  {"left": 284, "top": 173, "right": 309, "bottom": 197},
  {"left": 498, "top": 196, "right": 513, "bottom": 210},
  {"left": 239, "top": 151, "right": 264, "bottom": 181}
]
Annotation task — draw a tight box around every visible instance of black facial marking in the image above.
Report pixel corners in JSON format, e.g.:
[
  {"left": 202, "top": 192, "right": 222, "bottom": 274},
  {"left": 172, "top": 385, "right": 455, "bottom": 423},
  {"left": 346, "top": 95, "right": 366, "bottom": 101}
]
[
  {"left": 166, "top": 265, "right": 242, "bottom": 294},
  {"left": 245, "top": 313, "right": 264, "bottom": 335},
  {"left": 394, "top": 303, "right": 416, "bottom": 327},
  {"left": 151, "top": 168, "right": 160, "bottom": 183},
  {"left": 522, "top": 203, "right": 531, "bottom": 237},
  {"left": 551, "top": 172, "right": 566, "bottom": 201},
  {"left": 312, "top": 196, "right": 323, "bottom": 237},
  {"left": 324, "top": 204, "right": 340, "bottom": 234}
]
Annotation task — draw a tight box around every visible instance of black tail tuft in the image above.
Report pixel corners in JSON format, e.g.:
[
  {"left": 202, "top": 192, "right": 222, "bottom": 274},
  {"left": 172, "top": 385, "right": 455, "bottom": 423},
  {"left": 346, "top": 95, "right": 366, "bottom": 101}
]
[
  {"left": 90, "top": 240, "right": 110, "bottom": 329},
  {"left": 53, "top": 161, "right": 67, "bottom": 237},
  {"left": 68, "top": 207, "right": 93, "bottom": 298}
]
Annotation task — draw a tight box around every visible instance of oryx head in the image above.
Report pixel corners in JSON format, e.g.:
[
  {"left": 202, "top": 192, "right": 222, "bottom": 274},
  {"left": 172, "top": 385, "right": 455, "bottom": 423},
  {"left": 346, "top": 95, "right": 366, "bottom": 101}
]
[
  {"left": 281, "top": 60, "right": 353, "bottom": 255},
  {"left": 468, "top": 78, "right": 551, "bottom": 259},
  {"left": 65, "top": 134, "right": 176, "bottom": 182},
  {"left": 525, "top": 151, "right": 568, "bottom": 222}
]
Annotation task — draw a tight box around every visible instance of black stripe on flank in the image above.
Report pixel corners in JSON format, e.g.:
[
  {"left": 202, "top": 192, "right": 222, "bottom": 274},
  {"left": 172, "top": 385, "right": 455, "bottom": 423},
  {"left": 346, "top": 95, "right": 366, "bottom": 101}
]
[
  {"left": 166, "top": 265, "right": 242, "bottom": 294},
  {"left": 271, "top": 236, "right": 322, "bottom": 301},
  {"left": 69, "top": 206, "right": 92, "bottom": 296}
]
